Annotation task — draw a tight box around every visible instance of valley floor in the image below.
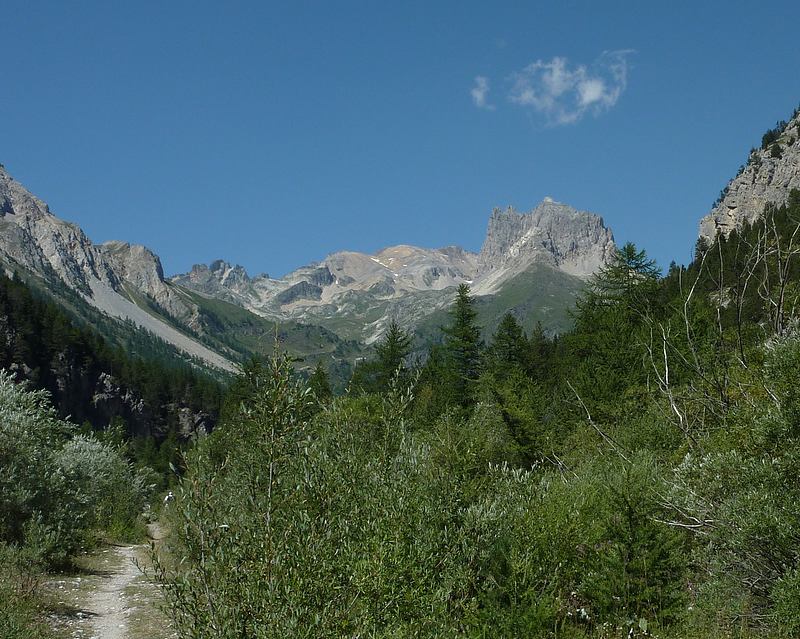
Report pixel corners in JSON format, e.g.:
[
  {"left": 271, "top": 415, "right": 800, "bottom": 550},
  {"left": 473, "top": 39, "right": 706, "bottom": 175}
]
[{"left": 46, "top": 525, "right": 173, "bottom": 639}]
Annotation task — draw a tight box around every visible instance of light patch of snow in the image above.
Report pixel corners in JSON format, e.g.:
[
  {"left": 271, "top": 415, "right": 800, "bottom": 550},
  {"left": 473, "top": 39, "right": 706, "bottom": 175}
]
[{"left": 369, "top": 256, "right": 391, "bottom": 270}]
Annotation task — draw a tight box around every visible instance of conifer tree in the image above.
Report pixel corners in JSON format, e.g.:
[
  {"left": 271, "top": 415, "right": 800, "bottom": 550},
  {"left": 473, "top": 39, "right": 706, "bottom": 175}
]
[
  {"left": 442, "top": 284, "right": 483, "bottom": 406},
  {"left": 308, "top": 360, "right": 333, "bottom": 402},
  {"left": 485, "top": 313, "right": 529, "bottom": 381},
  {"left": 588, "top": 241, "right": 661, "bottom": 313},
  {"left": 569, "top": 242, "right": 661, "bottom": 416},
  {"left": 375, "top": 320, "right": 412, "bottom": 388}
]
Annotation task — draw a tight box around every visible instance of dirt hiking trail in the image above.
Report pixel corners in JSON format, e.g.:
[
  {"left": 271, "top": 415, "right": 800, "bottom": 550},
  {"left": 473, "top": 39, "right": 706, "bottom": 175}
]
[{"left": 48, "top": 524, "right": 174, "bottom": 639}]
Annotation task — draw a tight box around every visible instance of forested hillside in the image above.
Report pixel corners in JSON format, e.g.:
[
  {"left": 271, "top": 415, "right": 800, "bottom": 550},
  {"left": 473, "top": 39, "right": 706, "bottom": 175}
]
[
  {"left": 154, "top": 191, "right": 800, "bottom": 638},
  {"left": 0, "top": 271, "right": 224, "bottom": 458}
]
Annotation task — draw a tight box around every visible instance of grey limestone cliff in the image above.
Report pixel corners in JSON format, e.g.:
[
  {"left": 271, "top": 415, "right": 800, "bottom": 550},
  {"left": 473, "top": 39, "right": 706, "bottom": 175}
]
[
  {"left": 699, "top": 110, "right": 800, "bottom": 242},
  {"left": 0, "top": 165, "right": 234, "bottom": 371},
  {"left": 474, "top": 199, "right": 615, "bottom": 294}
]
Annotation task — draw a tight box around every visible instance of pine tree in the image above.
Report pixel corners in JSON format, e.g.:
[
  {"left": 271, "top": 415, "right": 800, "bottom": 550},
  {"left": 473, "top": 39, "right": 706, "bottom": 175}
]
[
  {"left": 442, "top": 284, "right": 483, "bottom": 406},
  {"left": 308, "top": 360, "right": 333, "bottom": 402},
  {"left": 375, "top": 320, "right": 412, "bottom": 388}
]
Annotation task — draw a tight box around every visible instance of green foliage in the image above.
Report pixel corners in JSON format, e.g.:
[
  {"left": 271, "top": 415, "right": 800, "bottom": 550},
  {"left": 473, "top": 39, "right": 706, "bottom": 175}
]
[
  {"left": 484, "top": 313, "right": 530, "bottom": 380},
  {"left": 348, "top": 320, "right": 413, "bottom": 395},
  {"left": 761, "top": 119, "right": 788, "bottom": 149},
  {"left": 307, "top": 360, "right": 333, "bottom": 403},
  {"left": 0, "top": 544, "right": 57, "bottom": 639},
  {"left": 0, "top": 370, "right": 152, "bottom": 565},
  {"left": 375, "top": 320, "right": 413, "bottom": 388},
  {"left": 440, "top": 284, "right": 483, "bottom": 407},
  {"left": 153, "top": 141, "right": 800, "bottom": 636},
  {"left": 0, "top": 369, "right": 154, "bottom": 637}
]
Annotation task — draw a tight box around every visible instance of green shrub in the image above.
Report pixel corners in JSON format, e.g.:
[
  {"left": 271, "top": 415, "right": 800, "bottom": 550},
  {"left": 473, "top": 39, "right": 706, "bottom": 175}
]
[
  {"left": 0, "top": 544, "right": 56, "bottom": 639},
  {"left": 0, "top": 370, "right": 153, "bottom": 564}
]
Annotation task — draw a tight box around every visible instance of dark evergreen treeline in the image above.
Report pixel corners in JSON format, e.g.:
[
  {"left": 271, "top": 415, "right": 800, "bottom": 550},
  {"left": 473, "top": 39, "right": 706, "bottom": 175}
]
[
  {"left": 0, "top": 271, "right": 224, "bottom": 450},
  {"left": 157, "top": 190, "right": 800, "bottom": 637}
]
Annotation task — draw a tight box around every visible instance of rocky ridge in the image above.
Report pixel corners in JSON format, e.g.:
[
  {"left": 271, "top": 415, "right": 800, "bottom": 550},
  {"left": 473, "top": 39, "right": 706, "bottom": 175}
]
[
  {"left": 173, "top": 199, "right": 615, "bottom": 342},
  {"left": 0, "top": 161, "right": 615, "bottom": 356},
  {"left": 0, "top": 165, "right": 235, "bottom": 371},
  {"left": 699, "top": 109, "right": 800, "bottom": 242}
]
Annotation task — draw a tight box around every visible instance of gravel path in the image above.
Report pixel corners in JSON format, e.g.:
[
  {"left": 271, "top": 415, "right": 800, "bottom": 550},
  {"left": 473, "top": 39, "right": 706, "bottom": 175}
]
[
  {"left": 83, "top": 545, "right": 142, "bottom": 639},
  {"left": 48, "top": 528, "right": 174, "bottom": 639}
]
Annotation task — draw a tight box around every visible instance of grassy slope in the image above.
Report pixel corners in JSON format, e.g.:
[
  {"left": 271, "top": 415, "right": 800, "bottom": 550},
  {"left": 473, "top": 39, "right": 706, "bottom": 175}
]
[
  {"left": 177, "top": 287, "right": 364, "bottom": 388},
  {"left": 414, "top": 263, "right": 586, "bottom": 346}
]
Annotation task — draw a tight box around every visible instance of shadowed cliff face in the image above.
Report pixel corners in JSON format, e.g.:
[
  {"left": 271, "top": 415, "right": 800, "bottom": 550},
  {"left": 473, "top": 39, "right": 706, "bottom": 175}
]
[{"left": 699, "top": 110, "right": 800, "bottom": 243}]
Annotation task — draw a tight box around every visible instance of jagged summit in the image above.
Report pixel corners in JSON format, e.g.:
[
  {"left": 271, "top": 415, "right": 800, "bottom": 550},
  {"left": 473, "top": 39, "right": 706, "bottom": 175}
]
[
  {"left": 699, "top": 108, "right": 800, "bottom": 242},
  {"left": 475, "top": 200, "right": 615, "bottom": 293}
]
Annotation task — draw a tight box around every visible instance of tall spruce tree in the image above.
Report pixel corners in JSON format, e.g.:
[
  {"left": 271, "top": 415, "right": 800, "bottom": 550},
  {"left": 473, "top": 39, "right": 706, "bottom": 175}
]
[
  {"left": 485, "top": 313, "right": 529, "bottom": 381},
  {"left": 375, "top": 320, "right": 412, "bottom": 388},
  {"left": 442, "top": 284, "right": 483, "bottom": 406}
]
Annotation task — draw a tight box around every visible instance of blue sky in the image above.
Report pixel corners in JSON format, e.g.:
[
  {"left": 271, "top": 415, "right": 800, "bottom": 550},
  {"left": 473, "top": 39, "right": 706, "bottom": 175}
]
[{"left": 2, "top": 1, "right": 800, "bottom": 277}]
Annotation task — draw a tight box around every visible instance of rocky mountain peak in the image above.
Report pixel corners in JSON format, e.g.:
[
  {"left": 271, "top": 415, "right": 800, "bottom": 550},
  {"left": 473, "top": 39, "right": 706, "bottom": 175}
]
[
  {"left": 172, "top": 260, "right": 260, "bottom": 302},
  {"left": 98, "top": 241, "right": 166, "bottom": 294},
  {"left": 0, "top": 164, "right": 53, "bottom": 222},
  {"left": 477, "top": 199, "right": 615, "bottom": 280},
  {"left": 699, "top": 108, "right": 800, "bottom": 242}
]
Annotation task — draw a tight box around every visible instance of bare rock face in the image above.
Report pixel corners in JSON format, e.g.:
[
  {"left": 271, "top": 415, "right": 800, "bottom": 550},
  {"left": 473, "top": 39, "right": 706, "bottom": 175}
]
[
  {"left": 97, "top": 240, "right": 192, "bottom": 320},
  {"left": 0, "top": 165, "right": 117, "bottom": 293},
  {"left": 699, "top": 110, "right": 800, "bottom": 242},
  {"left": 0, "top": 165, "right": 234, "bottom": 371},
  {"left": 474, "top": 199, "right": 615, "bottom": 294}
]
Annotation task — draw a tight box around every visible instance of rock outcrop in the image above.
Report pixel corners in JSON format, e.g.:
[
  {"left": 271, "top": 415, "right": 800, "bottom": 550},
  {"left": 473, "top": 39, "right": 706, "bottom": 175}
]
[
  {"left": 475, "top": 199, "right": 615, "bottom": 294},
  {"left": 699, "top": 109, "right": 800, "bottom": 242}
]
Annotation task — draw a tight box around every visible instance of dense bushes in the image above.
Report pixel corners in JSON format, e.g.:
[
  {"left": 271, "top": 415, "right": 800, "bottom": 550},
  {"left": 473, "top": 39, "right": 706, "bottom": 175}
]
[
  {"left": 154, "top": 200, "right": 800, "bottom": 636},
  {"left": 0, "top": 370, "right": 152, "bottom": 564},
  {"left": 0, "top": 369, "right": 156, "bottom": 638},
  {"left": 155, "top": 359, "right": 695, "bottom": 637}
]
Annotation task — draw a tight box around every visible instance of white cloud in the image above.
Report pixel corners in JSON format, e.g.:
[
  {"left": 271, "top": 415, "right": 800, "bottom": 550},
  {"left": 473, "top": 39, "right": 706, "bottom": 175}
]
[
  {"left": 508, "top": 50, "right": 632, "bottom": 125},
  {"left": 470, "top": 76, "right": 494, "bottom": 110}
]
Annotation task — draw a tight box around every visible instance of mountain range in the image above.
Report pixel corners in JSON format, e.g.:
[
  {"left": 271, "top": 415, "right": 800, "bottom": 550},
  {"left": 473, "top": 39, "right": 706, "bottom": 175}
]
[
  {"left": 4, "top": 104, "right": 797, "bottom": 378},
  {"left": 0, "top": 163, "right": 615, "bottom": 374}
]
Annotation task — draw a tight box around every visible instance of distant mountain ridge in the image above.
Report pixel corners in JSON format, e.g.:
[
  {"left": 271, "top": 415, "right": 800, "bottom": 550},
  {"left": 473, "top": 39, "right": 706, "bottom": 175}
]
[
  {"left": 0, "top": 161, "right": 615, "bottom": 367},
  {"left": 173, "top": 199, "right": 614, "bottom": 342}
]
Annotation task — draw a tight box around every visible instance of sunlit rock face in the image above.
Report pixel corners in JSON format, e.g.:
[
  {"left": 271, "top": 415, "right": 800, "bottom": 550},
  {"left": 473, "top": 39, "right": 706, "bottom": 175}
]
[{"left": 699, "top": 111, "right": 800, "bottom": 243}]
